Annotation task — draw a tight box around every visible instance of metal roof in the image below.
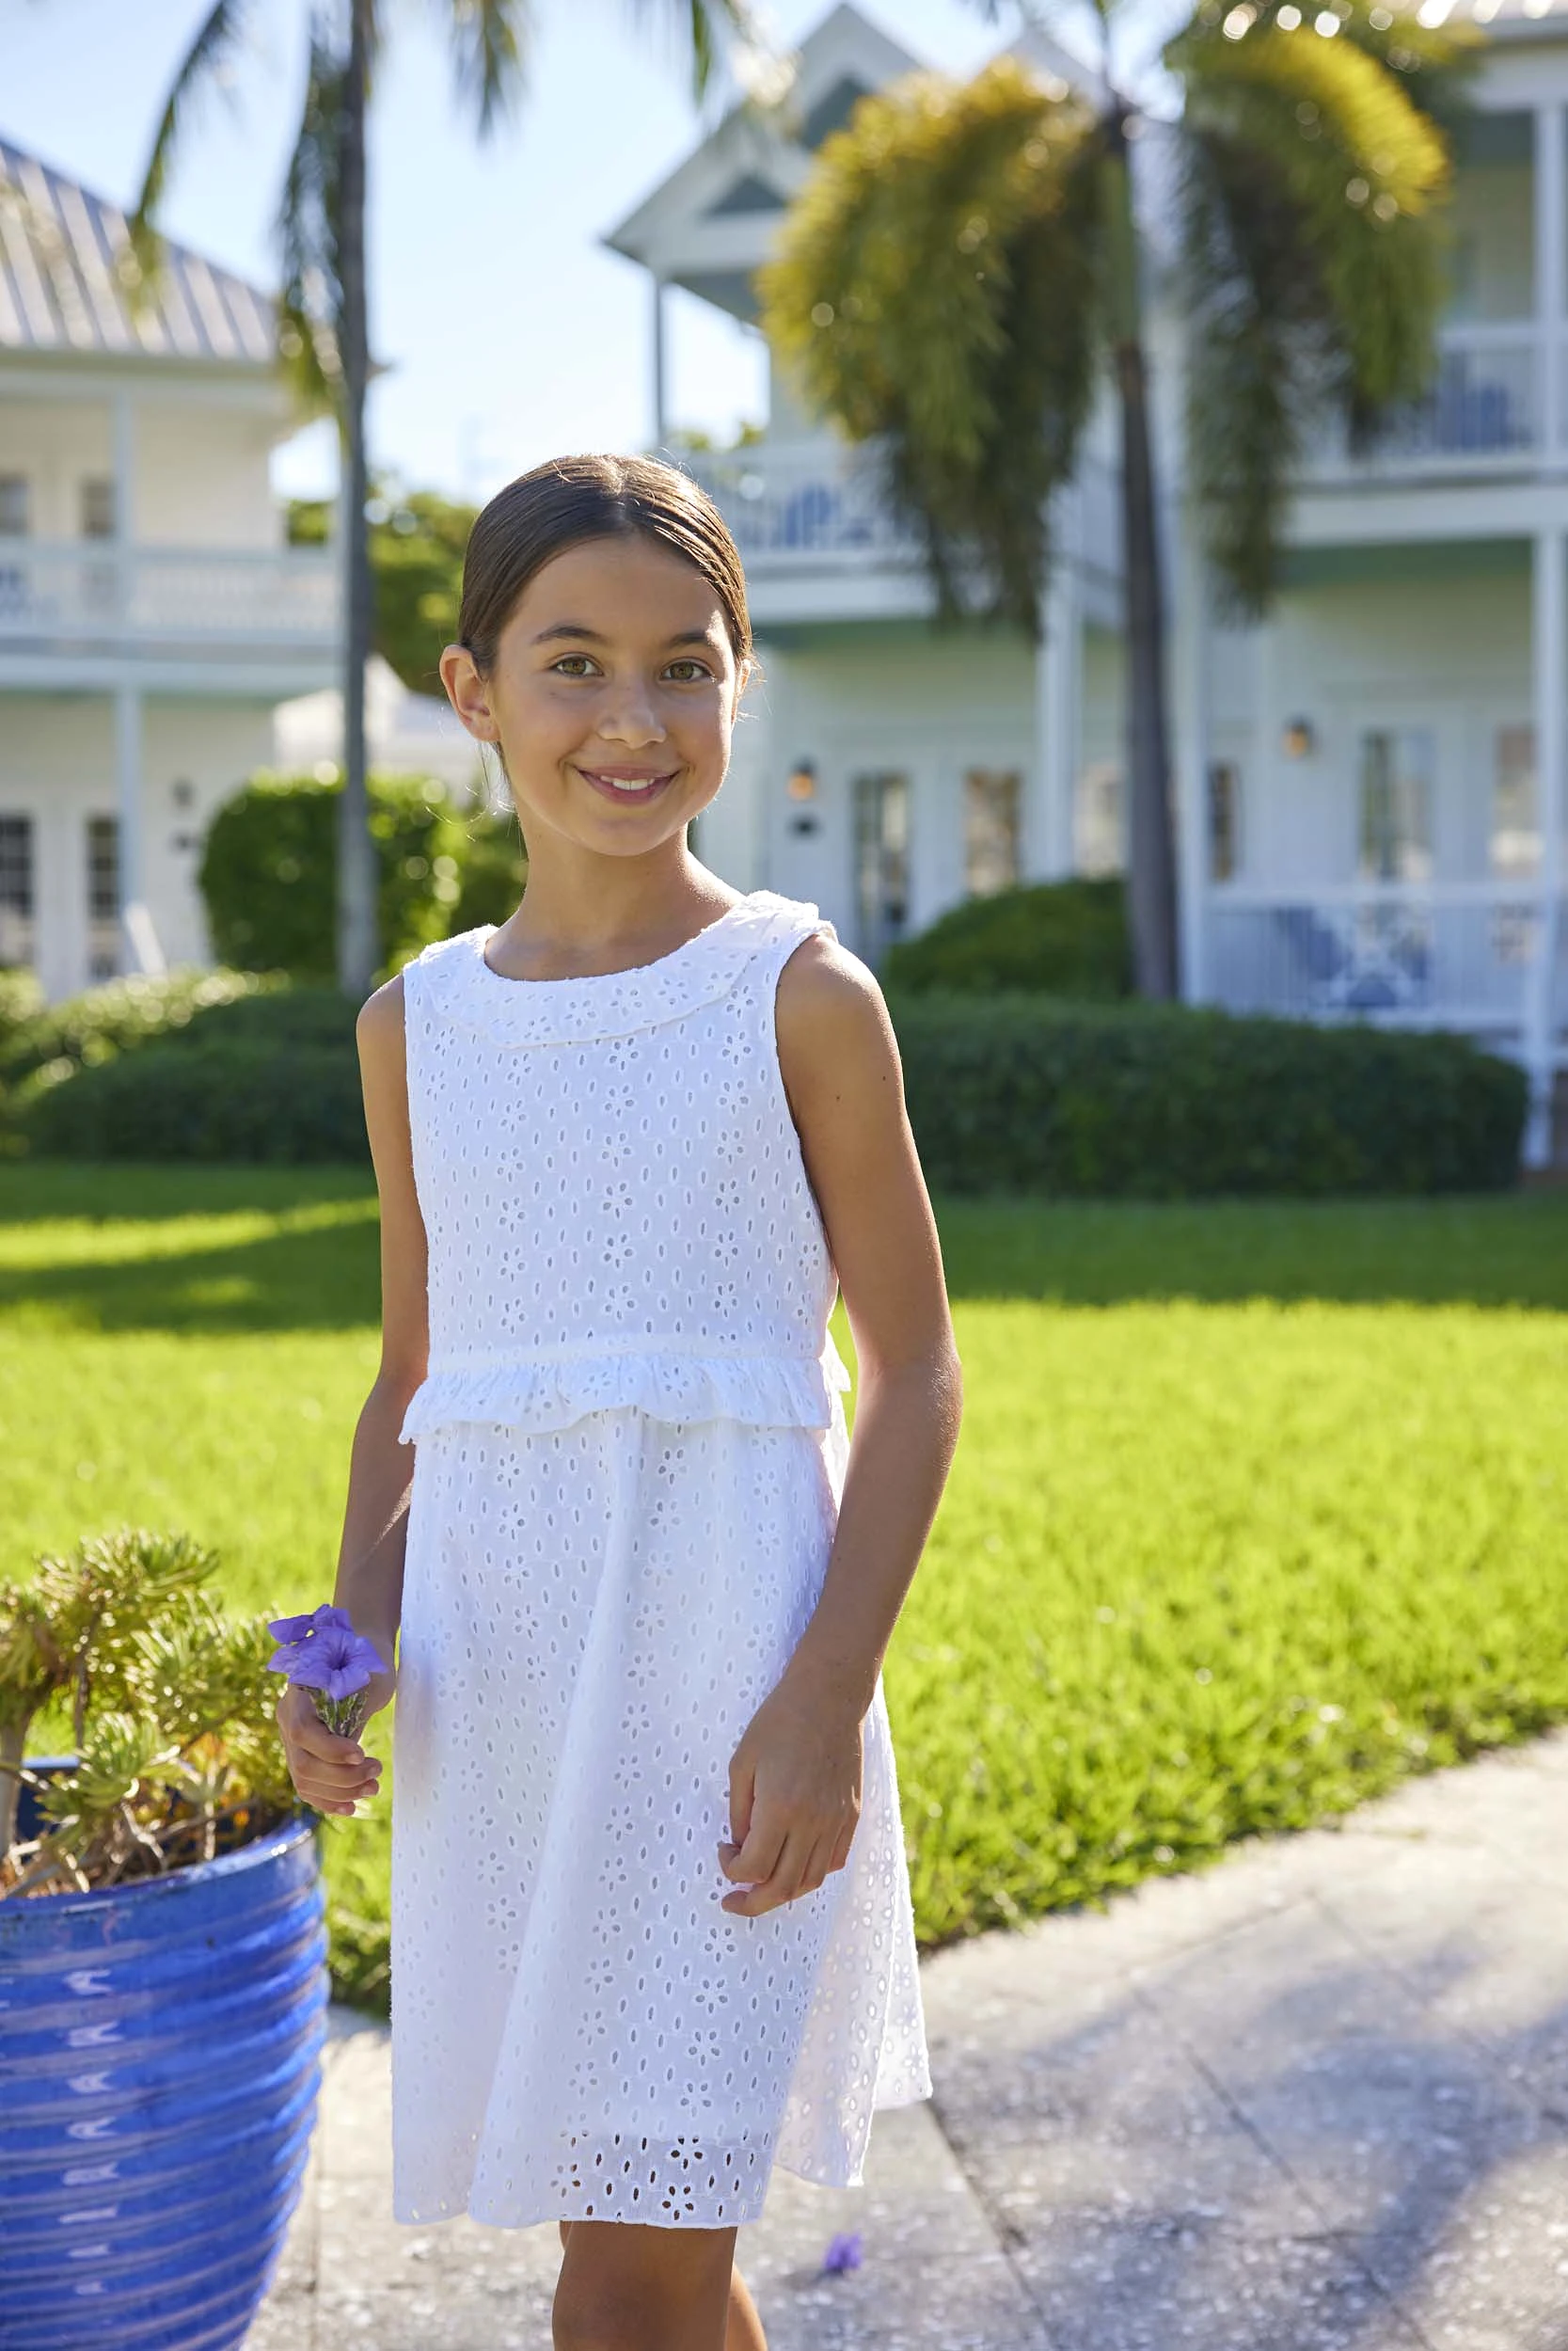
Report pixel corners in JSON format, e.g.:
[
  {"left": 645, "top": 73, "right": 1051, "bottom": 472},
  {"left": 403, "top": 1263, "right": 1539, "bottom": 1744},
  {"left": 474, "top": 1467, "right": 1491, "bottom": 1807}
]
[{"left": 0, "top": 136, "right": 277, "bottom": 367}]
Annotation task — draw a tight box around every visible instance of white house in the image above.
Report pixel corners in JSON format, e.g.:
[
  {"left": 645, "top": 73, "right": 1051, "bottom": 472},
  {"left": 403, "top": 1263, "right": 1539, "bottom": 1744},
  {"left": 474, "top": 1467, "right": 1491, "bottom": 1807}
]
[
  {"left": 0, "top": 138, "right": 338, "bottom": 999},
  {"left": 607, "top": 1, "right": 1567, "bottom": 1160}
]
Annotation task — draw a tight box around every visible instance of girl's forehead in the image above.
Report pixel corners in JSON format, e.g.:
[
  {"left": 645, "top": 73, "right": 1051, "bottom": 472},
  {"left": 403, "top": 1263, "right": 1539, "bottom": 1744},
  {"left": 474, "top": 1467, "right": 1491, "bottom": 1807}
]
[{"left": 513, "top": 536, "right": 729, "bottom": 636}]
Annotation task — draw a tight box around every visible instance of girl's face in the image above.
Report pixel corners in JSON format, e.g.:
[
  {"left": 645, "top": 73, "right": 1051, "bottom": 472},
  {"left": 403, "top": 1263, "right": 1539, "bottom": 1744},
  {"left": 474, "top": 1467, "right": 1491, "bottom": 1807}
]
[{"left": 439, "top": 534, "right": 748, "bottom": 861}]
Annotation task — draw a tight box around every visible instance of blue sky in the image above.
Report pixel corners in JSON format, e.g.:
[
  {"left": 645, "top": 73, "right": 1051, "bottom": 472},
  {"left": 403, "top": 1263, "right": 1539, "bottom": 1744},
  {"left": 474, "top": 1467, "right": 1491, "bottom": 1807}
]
[{"left": 0, "top": 0, "right": 1009, "bottom": 504}]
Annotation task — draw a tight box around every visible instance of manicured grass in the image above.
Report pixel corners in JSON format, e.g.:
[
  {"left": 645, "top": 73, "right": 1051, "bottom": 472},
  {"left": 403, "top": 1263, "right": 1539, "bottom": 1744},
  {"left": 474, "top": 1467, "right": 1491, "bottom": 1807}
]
[{"left": 4, "top": 1165, "right": 1566, "bottom": 2009}]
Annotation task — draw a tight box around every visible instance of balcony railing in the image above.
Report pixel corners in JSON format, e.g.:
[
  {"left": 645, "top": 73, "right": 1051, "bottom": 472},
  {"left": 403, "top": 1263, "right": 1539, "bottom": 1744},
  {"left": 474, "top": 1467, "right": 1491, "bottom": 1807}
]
[
  {"left": 0, "top": 542, "right": 339, "bottom": 646},
  {"left": 681, "top": 443, "right": 925, "bottom": 570},
  {"left": 1206, "top": 884, "right": 1563, "bottom": 1035},
  {"left": 1309, "top": 326, "right": 1544, "bottom": 476}
]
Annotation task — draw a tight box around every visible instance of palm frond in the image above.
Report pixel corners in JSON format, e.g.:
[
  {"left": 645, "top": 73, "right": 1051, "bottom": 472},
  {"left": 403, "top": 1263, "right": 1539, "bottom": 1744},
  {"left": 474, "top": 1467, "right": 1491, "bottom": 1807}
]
[
  {"left": 278, "top": 25, "right": 350, "bottom": 416},
  {"left": 1171, "top": 4, "right": 1465, "bottom": 607},
  {"left": 625, "top": 0, "right": 768, "bottom": 102},
  {"left": 127, "top": 1, "right": 253, "bottom": 294},
  {"left": 443, "top": 0, "right": 531, "bottom": 133},
  {"left": 759, "top": 59, "right": 1102, "bottom": 636}
]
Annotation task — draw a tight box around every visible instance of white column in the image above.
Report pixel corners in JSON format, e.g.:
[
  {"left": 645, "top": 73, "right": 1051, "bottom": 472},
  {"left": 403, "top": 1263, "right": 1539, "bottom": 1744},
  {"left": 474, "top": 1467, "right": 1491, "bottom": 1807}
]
[
  {"left": 111, "top": 387, "right": 135, "bottom": 625},
  {"left": 1526, "top": 524, "right": 1565, "bottom": 1167},
  {"left": 114, "top": 682, "right": 146, "bottom": 976},
  {"left": 1033, "top": 484, "right": 1081, "bottom": 879},
  {"left": 1537, "top": 102, "right": 1565, "bottom": 469},
  {"left": 1171, "top": 506, "right": 1211, "bottom": 1002},
  {"left": 652, "top": 278, "right": 670, "bottom": 452}
]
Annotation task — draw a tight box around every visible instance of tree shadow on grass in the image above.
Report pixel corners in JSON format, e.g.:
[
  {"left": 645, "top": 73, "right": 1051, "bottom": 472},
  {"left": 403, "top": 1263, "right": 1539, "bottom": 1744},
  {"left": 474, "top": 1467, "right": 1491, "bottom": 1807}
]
[
  {"left": 936, "top": 1191, "right": 1568, "bottom": 1312},
  {"left": 0, "top": 1166, "right": 379, "bottom": 1334}
]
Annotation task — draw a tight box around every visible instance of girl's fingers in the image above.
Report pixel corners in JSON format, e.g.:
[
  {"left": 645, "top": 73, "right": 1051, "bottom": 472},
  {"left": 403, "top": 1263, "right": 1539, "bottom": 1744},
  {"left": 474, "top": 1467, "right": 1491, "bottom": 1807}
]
[
  {"left": 721, "top": 1811, "right": 785, "bottom": 1888},
  {"left": 722, "top": 1829, "right": 816, "bottom": 1916}
]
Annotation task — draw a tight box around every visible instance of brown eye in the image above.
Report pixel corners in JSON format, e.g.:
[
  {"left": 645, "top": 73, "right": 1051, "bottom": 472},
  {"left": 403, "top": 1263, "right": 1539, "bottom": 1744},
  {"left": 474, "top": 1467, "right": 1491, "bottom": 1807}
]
[
  {"left": 665, "top": 659, "right": 711, "bottom": 683},
  {"left": 551, "top": 655, "right": 597, "bottom": 677}
]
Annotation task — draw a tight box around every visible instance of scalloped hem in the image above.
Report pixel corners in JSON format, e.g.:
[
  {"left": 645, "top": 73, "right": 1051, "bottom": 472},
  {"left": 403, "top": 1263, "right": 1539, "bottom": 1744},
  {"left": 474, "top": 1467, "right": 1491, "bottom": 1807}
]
[{"left": 399, "top": 1343, "right": 851, "bottom": 1442}]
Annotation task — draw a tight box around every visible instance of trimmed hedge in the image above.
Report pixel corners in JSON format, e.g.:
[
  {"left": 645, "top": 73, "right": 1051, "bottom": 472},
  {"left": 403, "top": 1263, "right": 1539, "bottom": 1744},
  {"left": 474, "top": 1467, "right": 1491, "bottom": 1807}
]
[
  {"left": 0, "top": 970, "right": 277, "bottom": 1091},
  {"left": 882, "top": 879, "right": 1131, "bottom": 998},
  {"left": 892, "top": 993, "right": 1528, "bottom": 1198},
  {"left": 13, "top": 973, "right": 1528, "bottom": 1191},
  {"left": 198, "top": 769, "right": 524, "bottom": 982},
  {"left": 20, "top": 990, "right": 363, "bottom": 1164}
]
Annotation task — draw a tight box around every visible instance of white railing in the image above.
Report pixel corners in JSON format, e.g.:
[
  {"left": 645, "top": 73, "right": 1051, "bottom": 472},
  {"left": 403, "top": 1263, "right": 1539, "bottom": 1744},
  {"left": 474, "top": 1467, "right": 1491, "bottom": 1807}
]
[
  {"left": 0, "top": 542, "right": 339, "bottom": 645},
  {"left": 1309, "top": 326, "right": 1541, "bottom": 476},
  {"left": 681, "top": 442, "right": 925, "bottom": 570},
  {"left": 1206, "top": 884, "right": 1560, "bottom": 1034}
]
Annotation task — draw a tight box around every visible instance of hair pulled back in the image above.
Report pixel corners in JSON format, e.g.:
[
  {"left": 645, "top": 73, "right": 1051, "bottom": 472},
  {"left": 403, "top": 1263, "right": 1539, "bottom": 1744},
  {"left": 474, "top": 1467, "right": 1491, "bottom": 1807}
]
[{"left": 457, "top": 453, "right": 753, "bottom": 674}]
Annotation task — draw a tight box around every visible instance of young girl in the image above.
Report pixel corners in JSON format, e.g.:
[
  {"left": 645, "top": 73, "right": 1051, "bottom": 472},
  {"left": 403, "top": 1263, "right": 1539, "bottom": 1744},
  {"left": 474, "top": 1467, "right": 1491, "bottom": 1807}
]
[{"left": 277, "top": 452, "right": 962, "bottom": 2351}]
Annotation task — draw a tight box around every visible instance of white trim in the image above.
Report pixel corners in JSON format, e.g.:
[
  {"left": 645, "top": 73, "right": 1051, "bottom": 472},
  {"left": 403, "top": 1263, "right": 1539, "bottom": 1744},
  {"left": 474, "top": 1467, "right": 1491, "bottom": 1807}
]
[
  {"left": 113, "top": 680, "right": 141, "bottom": 978},
  {"left": 1537, "top": 101, "right": 1565, "bottom": 472},
  {"left": 1172, "top": 514, "right": 1211, "bottom": 1000},
  {"left": 1527, "top": 524, "right": 1566, "bottom": 1161}
]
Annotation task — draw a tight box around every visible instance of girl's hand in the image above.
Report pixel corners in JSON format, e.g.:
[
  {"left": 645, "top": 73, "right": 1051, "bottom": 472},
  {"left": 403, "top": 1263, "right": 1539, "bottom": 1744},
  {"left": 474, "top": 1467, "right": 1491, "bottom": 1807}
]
[
  {"left": 719, "top": 1676, "right": 863, "bottom": 1917},
  {"left": 276, "top": 1648, "right": 398, "bottom": 1819}
]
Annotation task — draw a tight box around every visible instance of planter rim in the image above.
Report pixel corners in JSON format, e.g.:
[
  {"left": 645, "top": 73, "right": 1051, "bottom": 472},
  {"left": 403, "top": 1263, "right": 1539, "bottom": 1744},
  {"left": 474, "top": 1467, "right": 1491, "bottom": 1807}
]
[{"left": 8, "top": 1757, "right": 318, "bottom": 1915}]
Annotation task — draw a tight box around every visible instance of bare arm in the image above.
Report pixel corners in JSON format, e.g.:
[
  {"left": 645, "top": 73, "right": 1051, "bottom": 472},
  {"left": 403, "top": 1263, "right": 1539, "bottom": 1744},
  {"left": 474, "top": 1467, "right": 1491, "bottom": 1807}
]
[
  {"left": 275, "top": 977, "right": 429, "bottom": 1819},
  {"left": 721, "top": 938, "right": 962, "bottom": 1915}
]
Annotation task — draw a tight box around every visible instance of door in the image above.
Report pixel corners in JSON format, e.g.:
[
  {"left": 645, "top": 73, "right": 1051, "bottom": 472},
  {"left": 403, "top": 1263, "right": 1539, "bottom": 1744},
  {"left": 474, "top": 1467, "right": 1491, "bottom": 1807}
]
[{"left": 852, "top": 770, "right": 910, "bottom": 962}]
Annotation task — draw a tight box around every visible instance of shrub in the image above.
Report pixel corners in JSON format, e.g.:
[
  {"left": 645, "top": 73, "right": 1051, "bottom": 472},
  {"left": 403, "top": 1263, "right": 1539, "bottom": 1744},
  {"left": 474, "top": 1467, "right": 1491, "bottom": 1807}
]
[
  {"left": 199, "top": 768, "right": 484, "bottom": 981},
  {"left": 0, "top": 968, "right": 276, "bottom": 1090},
  {"left": 891, "top": 993, "right": 1528, "bottom": 1197},
  {"left": 20, "top": 990, "right": 365, "bottom": 1164},
  {"left": 882, "top": 878, "right": 1132, "bottom": 997},
  {"left": 0, "top": 967, "right": 44, "bottom": 1053}
]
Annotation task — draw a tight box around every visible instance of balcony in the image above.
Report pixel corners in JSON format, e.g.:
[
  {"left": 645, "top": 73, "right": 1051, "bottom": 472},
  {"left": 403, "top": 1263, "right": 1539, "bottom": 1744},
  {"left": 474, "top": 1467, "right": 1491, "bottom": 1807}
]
[
  {"left": 0, "top": 542, "right": 339, "bottom": 653},
  {"left": 1206, "top": 883, "right": 1565, "bottom": 1040},
  {"left": 1308, "top": 326, "right": 1546, "bottom": 480},
  {"left": 682, "top": 442, "right": 924, "bottom": 571}
]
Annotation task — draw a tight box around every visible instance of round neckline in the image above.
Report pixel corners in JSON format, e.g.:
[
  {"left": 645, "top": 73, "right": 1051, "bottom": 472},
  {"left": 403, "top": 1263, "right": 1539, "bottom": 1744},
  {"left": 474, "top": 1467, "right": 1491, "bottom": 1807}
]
[{"left": 476, "top": 896, "right": 748, "bottom": 991}]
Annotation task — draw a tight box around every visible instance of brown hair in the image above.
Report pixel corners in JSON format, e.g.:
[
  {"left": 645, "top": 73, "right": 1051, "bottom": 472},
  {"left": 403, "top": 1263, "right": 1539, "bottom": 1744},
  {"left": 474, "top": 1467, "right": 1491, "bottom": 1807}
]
[{"left": 457, "top": 453, "right": 753, "bottom": 674}]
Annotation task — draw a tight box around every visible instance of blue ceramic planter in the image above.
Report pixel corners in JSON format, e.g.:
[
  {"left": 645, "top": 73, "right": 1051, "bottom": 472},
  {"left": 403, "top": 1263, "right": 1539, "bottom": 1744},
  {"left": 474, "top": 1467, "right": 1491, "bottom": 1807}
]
[{"left": 0, "top": 1759, "right": 329, "bottom": 2351}]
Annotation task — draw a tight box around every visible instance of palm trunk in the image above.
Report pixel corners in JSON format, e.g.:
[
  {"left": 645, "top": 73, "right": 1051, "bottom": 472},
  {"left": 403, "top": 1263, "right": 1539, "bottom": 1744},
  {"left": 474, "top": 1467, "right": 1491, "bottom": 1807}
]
[
  {"left": 336, "top": 0, "right": 377, "bottom": 998},
  {"left": 1102, "top": 119, "right": 1180, "bottom": 1001}
]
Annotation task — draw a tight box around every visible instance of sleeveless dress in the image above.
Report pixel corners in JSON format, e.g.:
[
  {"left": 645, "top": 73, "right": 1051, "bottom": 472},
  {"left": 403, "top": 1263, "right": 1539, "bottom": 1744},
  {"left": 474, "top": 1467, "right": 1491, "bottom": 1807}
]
[{"left": 388, "top": 889, "right": 931, "bottom": 2232}]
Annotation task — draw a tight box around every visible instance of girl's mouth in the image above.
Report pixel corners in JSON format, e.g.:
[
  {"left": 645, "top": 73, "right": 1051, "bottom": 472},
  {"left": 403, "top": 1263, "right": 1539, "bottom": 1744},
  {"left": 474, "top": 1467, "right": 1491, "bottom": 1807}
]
[{"left": 577, "top": 766, "right": 680, "bottom": 806}]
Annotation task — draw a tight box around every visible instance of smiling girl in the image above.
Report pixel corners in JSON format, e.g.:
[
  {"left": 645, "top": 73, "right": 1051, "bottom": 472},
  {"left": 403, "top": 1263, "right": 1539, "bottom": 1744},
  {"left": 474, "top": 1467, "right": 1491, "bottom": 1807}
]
[{"left": 275, "top": 453, "right": 962, "bottom": 2350}]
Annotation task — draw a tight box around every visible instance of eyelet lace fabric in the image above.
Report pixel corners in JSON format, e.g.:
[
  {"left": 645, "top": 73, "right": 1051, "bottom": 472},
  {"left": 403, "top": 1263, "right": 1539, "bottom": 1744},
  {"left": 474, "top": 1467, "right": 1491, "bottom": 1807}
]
[{"left": 389, "top": 892, "right": 931, "bottom": 2232}]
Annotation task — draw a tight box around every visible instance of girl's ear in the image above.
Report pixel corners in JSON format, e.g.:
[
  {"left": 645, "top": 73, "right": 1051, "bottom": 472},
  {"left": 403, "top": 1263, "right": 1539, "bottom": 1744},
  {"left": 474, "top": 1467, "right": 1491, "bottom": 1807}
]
[{"left": 439, "top": 643, "right": 501, "bottom": 742}]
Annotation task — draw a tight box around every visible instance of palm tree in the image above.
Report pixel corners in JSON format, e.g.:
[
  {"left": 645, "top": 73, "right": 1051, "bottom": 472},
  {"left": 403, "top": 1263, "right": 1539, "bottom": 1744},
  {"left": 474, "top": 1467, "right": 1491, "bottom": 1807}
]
[
  {"left": 130, "top": 0, "right": 757, "bottom": 995},
  {"left": 759, "top": 2, "right": 1475, "bottom": 998}
]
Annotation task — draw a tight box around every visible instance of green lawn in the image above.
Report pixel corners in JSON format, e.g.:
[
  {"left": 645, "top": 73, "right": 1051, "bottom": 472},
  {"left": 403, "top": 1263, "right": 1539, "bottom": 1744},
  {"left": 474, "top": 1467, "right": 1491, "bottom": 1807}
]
[{"left": 4, "top": 1166, "right": 1566, "bottom": 2009}]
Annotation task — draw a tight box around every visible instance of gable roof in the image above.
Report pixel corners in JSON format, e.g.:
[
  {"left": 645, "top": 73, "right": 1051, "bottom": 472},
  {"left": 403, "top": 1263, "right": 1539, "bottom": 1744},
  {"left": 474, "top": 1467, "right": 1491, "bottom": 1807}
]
[
  {"left": 604, "top": 3, "right": 923, "bottom": 317},
  {"left": 0, "top": 135, "right": 277, "bottom": 366}
]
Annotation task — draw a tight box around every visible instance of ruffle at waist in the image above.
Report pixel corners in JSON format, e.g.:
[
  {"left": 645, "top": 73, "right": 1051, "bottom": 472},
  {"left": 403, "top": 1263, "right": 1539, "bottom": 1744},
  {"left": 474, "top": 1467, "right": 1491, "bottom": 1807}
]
[{"left": 399, "top": 1338, "right": 852, "bottom": 1442}]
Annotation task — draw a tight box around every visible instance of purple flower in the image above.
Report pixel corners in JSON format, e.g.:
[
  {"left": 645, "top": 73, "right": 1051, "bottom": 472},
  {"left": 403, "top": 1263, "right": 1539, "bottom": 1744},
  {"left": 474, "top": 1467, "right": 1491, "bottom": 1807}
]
[
  {"left": 267, "top": 1603, "right": 355, "bottom": 1647},
  {"left": 268, "top": 1612, "right": 387, "bottom": 1701},
  {"left": 821, "top": 2231, "right": 863, "bottom": 2275}
]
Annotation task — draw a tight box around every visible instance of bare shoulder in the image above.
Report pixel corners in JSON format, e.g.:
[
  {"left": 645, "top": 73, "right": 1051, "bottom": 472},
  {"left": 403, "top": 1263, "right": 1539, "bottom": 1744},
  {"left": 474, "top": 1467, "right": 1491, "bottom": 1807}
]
[
  {"left": 356, "top": 973, "right": 406, "bottom": 1068},
  {"left": 775, "top": 932, "right": 901, "bottom": 1105}
]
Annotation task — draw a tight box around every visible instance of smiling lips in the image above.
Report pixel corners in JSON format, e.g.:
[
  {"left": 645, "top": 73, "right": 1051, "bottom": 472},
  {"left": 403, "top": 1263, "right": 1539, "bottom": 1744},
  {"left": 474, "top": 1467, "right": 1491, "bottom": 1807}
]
[{"left": 578, "top": 764, "right": 680, "bottom": 805}]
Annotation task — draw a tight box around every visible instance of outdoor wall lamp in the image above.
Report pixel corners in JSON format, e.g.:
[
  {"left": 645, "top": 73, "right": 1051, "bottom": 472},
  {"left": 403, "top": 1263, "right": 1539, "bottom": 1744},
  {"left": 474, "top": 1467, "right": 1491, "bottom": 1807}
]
[
  {"left": 1282, "top": 716, "right": 1317, "bottom": 759},
  {"left": 786, "top": 759, "right": 820, "bottom": 835}
]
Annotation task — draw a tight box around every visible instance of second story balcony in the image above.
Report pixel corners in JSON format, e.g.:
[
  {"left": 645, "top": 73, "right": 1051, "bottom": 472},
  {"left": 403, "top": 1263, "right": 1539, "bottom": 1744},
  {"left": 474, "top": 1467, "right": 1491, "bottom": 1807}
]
[{"left": 0, "top": 540, "right": 339, "bottom": 665}]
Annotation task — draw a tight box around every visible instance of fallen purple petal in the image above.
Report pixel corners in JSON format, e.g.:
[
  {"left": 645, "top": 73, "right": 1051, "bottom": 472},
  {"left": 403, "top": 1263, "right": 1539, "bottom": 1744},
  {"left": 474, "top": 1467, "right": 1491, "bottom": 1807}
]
[{"left": 821, "top": 2231, "right": 863, "bottom": 2275}]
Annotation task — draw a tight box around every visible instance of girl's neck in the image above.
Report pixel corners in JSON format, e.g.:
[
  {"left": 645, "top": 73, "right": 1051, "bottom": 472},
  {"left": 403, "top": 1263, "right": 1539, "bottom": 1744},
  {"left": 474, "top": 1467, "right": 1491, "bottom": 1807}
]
[{"left": 486, "top": 836, "right": 741, "bottom": 983}]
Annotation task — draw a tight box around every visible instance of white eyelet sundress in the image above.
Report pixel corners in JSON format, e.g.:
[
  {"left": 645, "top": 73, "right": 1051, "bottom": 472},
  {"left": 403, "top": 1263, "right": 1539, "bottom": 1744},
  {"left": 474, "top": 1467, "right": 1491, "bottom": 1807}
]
[{"left": 388, "top": 888, "right": 931, "bottom": 2232}]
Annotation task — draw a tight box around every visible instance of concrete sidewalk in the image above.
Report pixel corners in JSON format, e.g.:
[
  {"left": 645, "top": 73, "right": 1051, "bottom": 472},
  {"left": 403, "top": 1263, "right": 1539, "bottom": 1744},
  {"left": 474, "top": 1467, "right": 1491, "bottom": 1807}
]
[{"left": 252, "top": 1733, "right": 1568, "bottom": 2349}]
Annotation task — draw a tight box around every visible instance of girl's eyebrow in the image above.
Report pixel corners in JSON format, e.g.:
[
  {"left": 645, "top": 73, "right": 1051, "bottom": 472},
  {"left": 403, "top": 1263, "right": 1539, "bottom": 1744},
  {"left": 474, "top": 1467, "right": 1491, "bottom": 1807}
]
[{"left": 530, "top": 623, "right": 720, "bottom": 650}]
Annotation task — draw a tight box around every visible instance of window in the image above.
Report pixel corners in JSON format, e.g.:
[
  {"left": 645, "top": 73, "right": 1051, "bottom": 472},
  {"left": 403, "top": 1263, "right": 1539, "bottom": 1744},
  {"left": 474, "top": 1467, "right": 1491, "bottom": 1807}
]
[
  {"left": 964, "top": 769, "right": 1021, "bottom": 898},
  {"left": 1446, "top": 112, "right": 1534, "bottom": 325},
  {"left": 1073, "top": 761, "right": 1123, "bottom": 877},
  {"left": 80, "top": 477, "right": 117, "bottom": 540},
  {"left": 1358, "top": 729, "right": 1433, "bottom": 883},
  {"left": 0, "top": 475, "right": 29, "bottom": 536},
  {"left": 0, "top": 815, "right": 35, "bottom": 966},
  {"left": 86, "top": 815, "right": 119, "bottom": 981},
  {"left": 852, "top": 770, "right": 910, "bottom": 961},
  {"left": 1209, "top": 760, "right": 1242, "bottom": 882},
  {"left": 1491, "top": 723, "right": 1540, "bottom": 879}
]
